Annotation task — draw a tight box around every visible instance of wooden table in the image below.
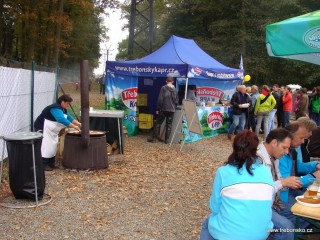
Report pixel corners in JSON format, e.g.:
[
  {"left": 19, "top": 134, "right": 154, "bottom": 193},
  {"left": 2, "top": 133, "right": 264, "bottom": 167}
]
[{"left": 291, "top": 196, "right": 320, "bottom": 240}]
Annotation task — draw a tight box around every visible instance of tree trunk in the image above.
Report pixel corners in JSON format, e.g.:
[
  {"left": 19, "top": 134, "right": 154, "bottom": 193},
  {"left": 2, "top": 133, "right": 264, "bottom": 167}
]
[
  {"left": 54, "top": 0, "right": 64, "bottom": 67},
  {"left": 0, "top": 0, "right": 4, "bottom": 54},
  {"left": 240, "top": 0, "right": 247, "bottom": 62},
  {"left": 43, "top": 0, "right": 54, "bottom": 66},
  {"left": 21, "top": 19, "right": 27, "bottom": 61}
]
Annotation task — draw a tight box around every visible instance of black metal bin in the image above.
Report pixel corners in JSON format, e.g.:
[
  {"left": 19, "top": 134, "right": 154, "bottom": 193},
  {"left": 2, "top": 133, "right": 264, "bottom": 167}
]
[{"left": 3, "top": 132, "right": 45, "bottom": 200}]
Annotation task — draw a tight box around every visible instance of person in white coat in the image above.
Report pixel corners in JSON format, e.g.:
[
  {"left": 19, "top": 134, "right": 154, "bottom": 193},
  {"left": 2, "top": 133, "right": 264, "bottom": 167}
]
[{"left": 34, "top": 94, "right": 81, "bottom": 171}]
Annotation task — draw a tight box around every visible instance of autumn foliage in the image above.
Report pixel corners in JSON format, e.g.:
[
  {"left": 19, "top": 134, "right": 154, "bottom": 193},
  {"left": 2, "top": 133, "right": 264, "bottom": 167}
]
[{"left": 0, "top": 0, "right": 118, "bottom": 69}]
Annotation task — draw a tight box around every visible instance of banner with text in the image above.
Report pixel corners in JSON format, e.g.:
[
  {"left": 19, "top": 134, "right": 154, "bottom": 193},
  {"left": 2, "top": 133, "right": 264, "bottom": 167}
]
[
  {"left": 183, "top": 106, "right": 232, "bottom": 142},
  {"left": 106, "top": 73, "right": 138, "bottom": 136}
]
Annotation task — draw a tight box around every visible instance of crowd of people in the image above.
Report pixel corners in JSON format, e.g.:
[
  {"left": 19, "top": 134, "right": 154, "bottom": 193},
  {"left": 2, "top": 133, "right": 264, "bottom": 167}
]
[
  {"left": 201, "top": 83, "right": 320, "bottom": 240},
  {"left": 228, "top": 84, "right": 320, "bottom": 141}
]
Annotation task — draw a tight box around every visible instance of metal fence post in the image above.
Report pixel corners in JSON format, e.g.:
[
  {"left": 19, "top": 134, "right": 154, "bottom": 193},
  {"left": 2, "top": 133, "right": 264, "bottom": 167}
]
[
  {"left": 55, "top": 66, "right": 60, "bottom": 101},
  {"left": 31, "top": 61, "right": 35, "bottom": 132}
]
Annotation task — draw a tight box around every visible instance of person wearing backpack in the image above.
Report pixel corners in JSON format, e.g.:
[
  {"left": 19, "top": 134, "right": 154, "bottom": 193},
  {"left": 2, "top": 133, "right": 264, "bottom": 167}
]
[
  {"left": 254, "top": 85, "right": 276, "bottom": 140},
  {"left": 309, "top": 86, "right": 320, "bottom": 126}
]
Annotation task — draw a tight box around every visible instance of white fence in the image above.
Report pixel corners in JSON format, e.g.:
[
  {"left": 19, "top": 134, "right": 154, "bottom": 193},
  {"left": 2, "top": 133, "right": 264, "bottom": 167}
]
[{"left": 0, "top": 66, "right": 56, "bottom": 161}]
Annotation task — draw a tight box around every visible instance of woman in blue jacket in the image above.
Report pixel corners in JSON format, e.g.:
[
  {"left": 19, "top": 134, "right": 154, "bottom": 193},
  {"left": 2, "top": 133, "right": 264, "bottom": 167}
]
[
  {"left": 200, "top": 130, "right": 274, "bottom": 240},
  {"left": 34, "top": 94, "right": 81, "bottom": 171}
]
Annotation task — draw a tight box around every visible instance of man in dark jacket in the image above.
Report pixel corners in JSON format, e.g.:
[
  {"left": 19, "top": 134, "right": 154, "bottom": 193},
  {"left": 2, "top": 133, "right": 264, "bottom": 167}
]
[
  {"left": 148, "top": 77, "right": 178, "bottom": 144},
  {"left": 227, "top": 85, "right": 251, "bottom": 140}
]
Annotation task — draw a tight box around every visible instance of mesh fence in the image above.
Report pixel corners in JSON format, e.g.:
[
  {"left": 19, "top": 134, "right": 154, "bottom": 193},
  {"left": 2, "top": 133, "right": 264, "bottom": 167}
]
[
  {"left": 0, "top": 58, "right": 96, "bottom": 161},
  {"left": 0, "top": 66, "right": 55, "bottom": 161}
]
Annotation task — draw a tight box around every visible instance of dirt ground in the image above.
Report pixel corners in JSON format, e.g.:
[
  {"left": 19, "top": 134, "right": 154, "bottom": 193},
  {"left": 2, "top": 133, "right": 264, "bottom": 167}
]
[{"left": 0, "top": 82, "right": 319, "bottom": 239}]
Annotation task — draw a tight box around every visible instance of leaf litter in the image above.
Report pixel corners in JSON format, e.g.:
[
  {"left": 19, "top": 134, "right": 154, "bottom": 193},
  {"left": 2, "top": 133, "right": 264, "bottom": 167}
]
[
  {"left": 0, "top": 133, "right": 231, "bottom": 239},
  {"left": 0, "top": 87, "right": 231, "bottom": 239}
]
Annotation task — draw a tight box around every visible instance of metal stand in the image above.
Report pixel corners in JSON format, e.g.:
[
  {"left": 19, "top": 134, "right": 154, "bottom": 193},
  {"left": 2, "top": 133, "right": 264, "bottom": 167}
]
[
  {"left": 0, "top": 136, "right": 4, "bottom": 185},
  {"left": 179, "top": 111, "right": 197, "bottom": 152},
  {"left": 0, "top": 138, "right": 52, "bottom": 208},
  {"left": 170, "top": 109, "right": 185, "bottom": 148},
  {"left": 31, "top": 140, "right": 39, "bottom": 206},
  {"left": 117, "top": 118, "right": 123, "bottom": 154},
  {"left": 170, "top": 100, "right": 203, "bottom": 151},
  {"left": 169, "top": 108, "right": 198, "bottom": 151}
]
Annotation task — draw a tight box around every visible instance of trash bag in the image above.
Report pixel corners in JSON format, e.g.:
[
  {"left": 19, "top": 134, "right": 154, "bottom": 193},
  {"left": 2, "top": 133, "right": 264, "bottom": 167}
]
[{"left": 4, "top": 132, "right": 45, "bottom": 201}]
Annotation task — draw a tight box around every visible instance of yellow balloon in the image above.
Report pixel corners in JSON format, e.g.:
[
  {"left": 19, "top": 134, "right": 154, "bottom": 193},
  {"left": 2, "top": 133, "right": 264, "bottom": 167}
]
[{"left": 244, "top": 75, "right": 251, "bottom": 82}]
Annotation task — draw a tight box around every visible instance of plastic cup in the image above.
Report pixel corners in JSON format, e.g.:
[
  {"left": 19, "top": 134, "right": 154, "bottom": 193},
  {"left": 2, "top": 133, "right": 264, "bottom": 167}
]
[{"left": 307, "top": 178, "right": 320, "bottom": 196}]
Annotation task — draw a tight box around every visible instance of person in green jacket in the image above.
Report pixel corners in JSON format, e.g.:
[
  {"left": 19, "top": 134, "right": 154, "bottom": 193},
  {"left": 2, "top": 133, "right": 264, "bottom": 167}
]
[{"left": 254, "top": 85, "right": 276, "bottom": 140}]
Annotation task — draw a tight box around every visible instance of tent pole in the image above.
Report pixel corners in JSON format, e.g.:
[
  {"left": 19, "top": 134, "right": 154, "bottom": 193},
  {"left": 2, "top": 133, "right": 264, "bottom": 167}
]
[{"left": 184, "top": 78, "right": 189, "bottom": 100}]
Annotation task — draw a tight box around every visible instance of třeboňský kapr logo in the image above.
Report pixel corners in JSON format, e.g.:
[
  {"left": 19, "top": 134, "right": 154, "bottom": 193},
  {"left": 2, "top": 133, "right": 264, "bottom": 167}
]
[
  {"left": 121, "top": 87, "right": 138, "bottom": 111},
  {"left": 304, "top": 27, "right": 320, "bottom": 49},
  {"left": 207, "top": 111, "right": 224, "bottom": 130}
]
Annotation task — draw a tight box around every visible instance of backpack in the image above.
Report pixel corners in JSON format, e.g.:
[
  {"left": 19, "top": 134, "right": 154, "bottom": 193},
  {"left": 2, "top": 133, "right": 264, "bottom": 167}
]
[
  {"left": 260, "top": 94, "right": 270, "bottom": 105},
  {"left": 311, "top": 95, "right": 320, "bottom": 113}
]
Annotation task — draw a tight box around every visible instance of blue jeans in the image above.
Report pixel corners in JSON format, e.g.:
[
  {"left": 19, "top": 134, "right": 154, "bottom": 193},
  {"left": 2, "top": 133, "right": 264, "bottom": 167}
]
[
  {"left": 200, "top": 216, "right": 215, "bottom": 240},
  {"left": 268, "top": 109, "right": 277, "bottom": 134},
  {"left": 271, "top": 209, "right": 294, "bottom": 240},
  {"left": 228, "top": 113, "right": 246, "bottom": 135},
  {"left": 283, "top": 111, "right": 290, "bottom": 127},
  {"left": 255, "top": 111, "right": 270, "bottom": 140}
]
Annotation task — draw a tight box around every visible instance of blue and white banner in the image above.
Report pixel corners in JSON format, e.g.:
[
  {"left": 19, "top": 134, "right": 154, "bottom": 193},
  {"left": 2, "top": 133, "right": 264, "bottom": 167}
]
[
  {"left": 177, "top": 78, "right": 242, "bottom": 103},
  {"left": 106, "top": 72, "right": 139, "bottom": 136}
]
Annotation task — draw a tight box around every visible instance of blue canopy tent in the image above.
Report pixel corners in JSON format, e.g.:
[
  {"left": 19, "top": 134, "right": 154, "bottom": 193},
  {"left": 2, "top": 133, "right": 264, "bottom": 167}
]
[{"left": 105, "top": 35, "right": 244, "bottom": 135}]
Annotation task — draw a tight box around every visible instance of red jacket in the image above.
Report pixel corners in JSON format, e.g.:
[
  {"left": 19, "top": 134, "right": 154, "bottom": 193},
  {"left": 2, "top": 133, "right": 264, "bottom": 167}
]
[{"left": 282, "top": 92, "right": 292, "bottom": 112}]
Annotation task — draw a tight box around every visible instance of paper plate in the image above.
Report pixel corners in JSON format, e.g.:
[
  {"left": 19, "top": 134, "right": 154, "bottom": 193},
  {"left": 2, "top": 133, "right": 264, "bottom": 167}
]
[
  {"left": 296, "top": 196, "right": 320, "bottom": 208},
  {"left": 241, "top": 103, "right": 250, "bottom": 108}
]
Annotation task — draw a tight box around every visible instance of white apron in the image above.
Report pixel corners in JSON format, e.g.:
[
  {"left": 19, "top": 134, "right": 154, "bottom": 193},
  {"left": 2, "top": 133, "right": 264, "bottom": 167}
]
[{"left": 41, "top": 119, "right": 66, "bottom": 158}]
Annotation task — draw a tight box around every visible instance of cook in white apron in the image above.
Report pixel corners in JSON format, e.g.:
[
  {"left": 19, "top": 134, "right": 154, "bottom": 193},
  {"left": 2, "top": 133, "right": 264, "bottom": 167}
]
[
  {"left": 34, "top": 94, "right": 81, "bottom": 171},
  {"left": 41, "top": 117, "right": 67, "bottom": 159}
]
